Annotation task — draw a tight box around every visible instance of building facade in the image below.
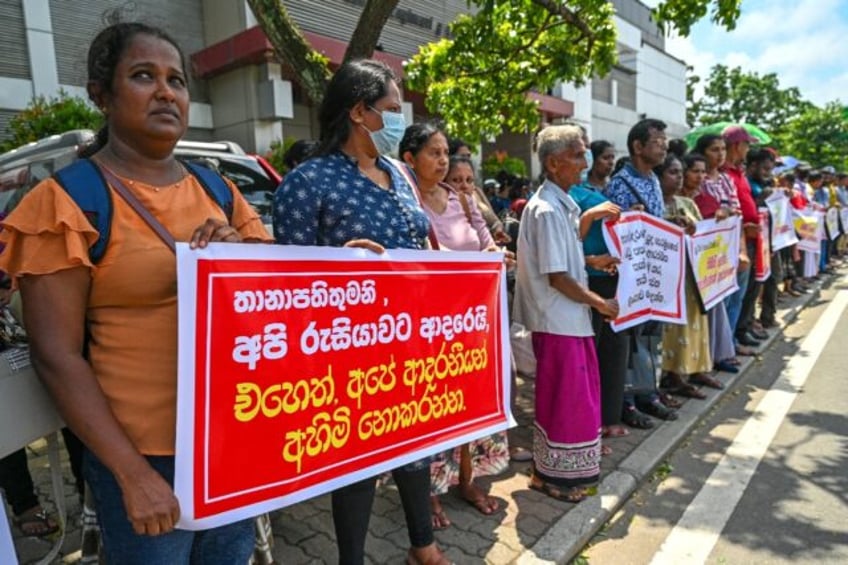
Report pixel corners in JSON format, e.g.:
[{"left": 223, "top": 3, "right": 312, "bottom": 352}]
[{"left": 1, "top": 0, "right": 686, "bottom": 174}]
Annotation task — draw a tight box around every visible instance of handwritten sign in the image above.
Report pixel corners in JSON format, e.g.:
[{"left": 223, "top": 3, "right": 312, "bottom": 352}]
[
  {"left": 174, "top": 244, "right": 513, "bottom": 529},
  {"left": 765, "top": 193, "right": 799, "bottom": 251},
  {"left": 755, "top": 208, "right": 772, "bottom": 282},
  {"left": 793, "top": 208, "right": 821, "bottom": 253},
  {"left": 603, "top": 212, "right": 687, "bottom": 332},
  {"left": 825, "top": 207, "right": 841, "bottom": 240},
  {"left": 687, "top": 218, "right": 741, "bottom": 310}
]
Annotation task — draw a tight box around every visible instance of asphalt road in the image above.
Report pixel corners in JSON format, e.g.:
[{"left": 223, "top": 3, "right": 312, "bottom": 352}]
[{"left": 583, "top": 275, "right": 848, "bottom": 565}]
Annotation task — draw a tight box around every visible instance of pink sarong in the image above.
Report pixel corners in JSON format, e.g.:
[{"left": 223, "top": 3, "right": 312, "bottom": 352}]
[{"left": 531, "top": 332, "right": 601, "bottom": 487}]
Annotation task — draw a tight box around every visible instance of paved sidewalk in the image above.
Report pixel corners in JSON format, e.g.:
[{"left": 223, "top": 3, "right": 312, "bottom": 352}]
[{"left": 7, "top": 266, "right": 844, "bottom": 564}]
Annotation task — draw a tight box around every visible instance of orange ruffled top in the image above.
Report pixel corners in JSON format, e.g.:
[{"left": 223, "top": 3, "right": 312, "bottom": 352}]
[{"left": 0, "top": 173, "right": 272, "bottom": 454}]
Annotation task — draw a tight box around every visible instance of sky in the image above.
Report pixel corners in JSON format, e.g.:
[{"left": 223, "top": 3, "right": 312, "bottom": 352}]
[{"left": 645, "top": 0, "right": 848, "bottom": 107}]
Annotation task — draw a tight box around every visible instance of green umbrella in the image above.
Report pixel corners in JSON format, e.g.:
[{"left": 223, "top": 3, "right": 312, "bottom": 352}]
[{"left": 684, "top": 122, "right": 771, "bottom": 149}]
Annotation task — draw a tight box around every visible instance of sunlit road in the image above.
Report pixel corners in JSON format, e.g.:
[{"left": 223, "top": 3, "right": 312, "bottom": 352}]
[{"left": 583, "top": 273, "right": 848, "bottom": 565}]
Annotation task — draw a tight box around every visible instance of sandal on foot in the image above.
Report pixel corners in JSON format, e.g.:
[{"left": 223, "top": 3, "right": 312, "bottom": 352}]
[
  {"left": 667, "top": 382, "right": 707, "bottom": 399},
  {"left": 407, "top": 546, "right": 455, "bottom": 565},
  {"left": 602, "top": 425, "right": 630, "bottom": 438},
  {"left": 601, "top": 444, "right": 613, "bottom": 456},
  {"left": 640, "top": 400, "right": 679, "bottom": 421},
  {"left": 528, "top": 475, "right": 587, "bottom": 503},
  {"left": 658, "top": 392, "right": 683, "bottom": 409},
  {"left": 509, "top": 446, "right": 533, "bottom": 462},
  {"left": 14, "top": 506, "right": 60, "bottom": 538},
  {"left": 714, "top": 360, "right": 740, "bottom": 373},
  {"left": 622, "top": 406, "right": 654, "bottom": 429},
  {"left": 430, "top": 496, "right": 452, "bottom": 530},
  {"left": 689, "top": 372, "right": 724, "bottom": 390},
  {"left": 459, "top": 483, "right": 499, "bottom": 515}
]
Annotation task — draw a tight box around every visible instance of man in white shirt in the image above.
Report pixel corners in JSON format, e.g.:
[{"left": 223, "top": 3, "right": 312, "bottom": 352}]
[{"left": 513, "top": 125, "right": 618, "bottom": 502}]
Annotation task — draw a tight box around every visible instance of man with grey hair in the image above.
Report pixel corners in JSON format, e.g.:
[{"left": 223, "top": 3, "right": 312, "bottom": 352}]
[{"left": 513, "top": 125, "right": 618, "bottom": 502}]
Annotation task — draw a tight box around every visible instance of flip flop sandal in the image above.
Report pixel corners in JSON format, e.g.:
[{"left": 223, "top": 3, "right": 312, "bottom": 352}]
[
  {"left": 641, "top": 400, "right": 679, "bottom": 421},
  {"left": 658, "top": 392, "right": 683, "bottom": 409},
  {"left": 528, "top": 476, "right": 587, "bottom": 503},
  {"left": 622, "top": 406, "right": 654, "bottom": 429},
  {"left": 668, "top": 383, "right": 707, "bottom": 399},
  {"left": 601, "top": 445, "right": 613, "bottom": 456},
  {"left": 14, "top": 507, "right": 60, "bottom": 539},
  {"left": 689, "top": 373, "right": 725, "bottom": 390}
]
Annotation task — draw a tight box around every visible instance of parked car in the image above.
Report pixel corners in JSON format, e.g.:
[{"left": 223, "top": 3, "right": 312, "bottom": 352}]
[{"left": 0, "top": 129, "right": 279, "bottom": 227}]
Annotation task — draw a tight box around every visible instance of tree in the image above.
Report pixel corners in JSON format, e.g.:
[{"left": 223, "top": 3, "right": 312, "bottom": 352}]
[
  {"left": 1, "top": 90, "right": 101, "bottom": 153},
  {"left": 774, "top": 102, "right": 848, "bottom": 170},
  {"left": 248, "top": 0, "right": 745, "bottom": 142},
  {"left": 687, "top": 64, "right": 812, "bottom": 135}
]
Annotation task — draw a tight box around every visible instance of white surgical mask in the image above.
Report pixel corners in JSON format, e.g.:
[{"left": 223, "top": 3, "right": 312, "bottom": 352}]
[{"left": 362, "top": 107, "right": 407, "bottom": 155}]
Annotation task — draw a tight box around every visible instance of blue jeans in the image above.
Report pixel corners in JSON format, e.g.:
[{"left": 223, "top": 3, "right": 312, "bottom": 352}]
[{"left": 83, "top": 450, "right": 254, "bottom": 565}]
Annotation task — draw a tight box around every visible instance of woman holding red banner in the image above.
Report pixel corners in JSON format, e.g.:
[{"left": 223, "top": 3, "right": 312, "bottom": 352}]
[
  {"left": 397, "top": 122, "right": 510, "bottom": 531},
  {"left": 273, "top": 59, "right": 450, "bottom": 565},
  {"left": 0, "top": 22, "right": 271, "bottom": 563}
]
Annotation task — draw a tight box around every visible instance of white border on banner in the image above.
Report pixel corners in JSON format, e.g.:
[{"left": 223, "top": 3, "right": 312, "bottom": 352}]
[{"left": 174, "top": 243, "right": 515, "bottom": 530}]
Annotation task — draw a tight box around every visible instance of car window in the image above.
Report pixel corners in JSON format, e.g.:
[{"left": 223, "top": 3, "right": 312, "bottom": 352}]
[{"left": 178, "top": 155, "right": 275, "bottom": 224}]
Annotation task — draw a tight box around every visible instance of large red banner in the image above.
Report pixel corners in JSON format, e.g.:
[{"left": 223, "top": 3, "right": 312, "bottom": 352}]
[{"left": 174, "top": 244, "right": 512, "bottom": 529}]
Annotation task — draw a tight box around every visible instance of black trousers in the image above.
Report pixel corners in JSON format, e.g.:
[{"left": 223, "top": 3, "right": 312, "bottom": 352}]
[
  {"left": 589, "top": 276, "right": 628, "bottom": 427},
  {"left": 736, "top": 240, "right": 762, "bottom": 337},
  {"left": 332, "top": 465, "right": 432, "bottom": 565},
  {"left": 0, "top": 448, "right": 38, "bottom": 516}
]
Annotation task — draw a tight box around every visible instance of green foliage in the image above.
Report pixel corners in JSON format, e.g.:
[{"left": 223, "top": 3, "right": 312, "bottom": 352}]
[
  {"left": 406, "top": 0, "right": 744, "bottom": 144},
  {"left": 406, "top": 0, "right": 619, "bottom": 143},
  {"left": 773, "top": 102, "right": 848, "bottom": 170},
  {"left": 652, "top": 0, "right": 742, "bottom": 36},
  {"left": 687, "top": 64, "right": 812, "bottom": 135},
  {"left": 1, "top": 90, "right": 101, "bottom": 152},
  {"left": 265, "top": 137, "right": 299, "bottom": 175},
  {"left": 482, "top": 150, "right": 527, "bottom": 178}
]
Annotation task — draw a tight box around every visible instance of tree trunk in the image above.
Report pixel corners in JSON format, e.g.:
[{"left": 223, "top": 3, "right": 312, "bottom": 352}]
[
  {"left": 343, "top": 0, "right": 401, "bottom": 62},
  {"left": 246, "top": 0, "right": 331, "bottom": 105}
]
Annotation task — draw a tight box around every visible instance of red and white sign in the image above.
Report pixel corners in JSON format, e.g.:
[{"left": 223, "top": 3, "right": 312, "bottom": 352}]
[
  {"left": 174, "top": 244, "right": 513, "bottom": 529},
  {"left": 793, "top": 208, "right": 821, "bottom": 253},
  {"left": 603, "top": 212, "right": 687, "bottom": 332},
  {"left": 755, "top": 208, "right": 772, "bottom": 282},
  {"left": 765, "top": 193, "right": 798, "bottom": 251}
]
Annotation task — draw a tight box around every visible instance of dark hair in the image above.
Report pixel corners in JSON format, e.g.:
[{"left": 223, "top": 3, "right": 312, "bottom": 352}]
[
  {"left": 747, "top": 148, "right": 776, "bottom": 166},
  {"left": 283, "top": 139, "right": 318, "bottom": 170},
  {"left": 808, "top": 170, "right": 823, "bottom": 182},
  {"left": 612, "top": 156, "right": 631, "bottom": 176},
  {"left": 448, "top": 155, "right": 475, "bottom": 174},
  {"left": 653, "top": 154, "right": 681, "bottom": 179},
  {"left": 668, "top": 138, "right": 688, "bottom": 160},
  {"left": 81, "top": 22, "right": 185, "bottom": 155},
  {"left": 448, "top": 137, "right": 471, "bottom": 156},
  {"left": 399, "top": 121, "right": 445, "bottom": 159},
  {"left": 693, "top": 134, "right": 723, "bottom": 156},
  {"left": 316, "top": 59, "right": 397, "bottom": 156},
  {"left": 683, "top": 152, "right": 707, "bottom": 171},
  {"left": 627, "top": 118, "right": 667, "bottom": 155},
  {"left": 589, "top": 139, "right": 613, "bottom": 161}
]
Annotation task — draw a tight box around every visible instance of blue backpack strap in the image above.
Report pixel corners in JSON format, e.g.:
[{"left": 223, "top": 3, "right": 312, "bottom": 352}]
[
  {"left": 183, "top": 161, "right": 234, "bottom": 223},
  {"left": 53, "top": 159, "right": 112, "bottom": 264}
]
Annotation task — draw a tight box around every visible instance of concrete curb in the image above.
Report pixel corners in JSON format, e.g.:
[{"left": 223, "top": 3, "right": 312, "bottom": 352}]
[{"left": 516, "top": 274, "right": 831, "bottom": 565}]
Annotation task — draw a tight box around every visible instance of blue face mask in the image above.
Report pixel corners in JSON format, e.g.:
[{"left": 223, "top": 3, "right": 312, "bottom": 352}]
[
  {"left": 580, "top": 148, "right": 594, "bottom": 183},
  {"left": 363, "top": 107, "right": 407, "bottom": 155}
]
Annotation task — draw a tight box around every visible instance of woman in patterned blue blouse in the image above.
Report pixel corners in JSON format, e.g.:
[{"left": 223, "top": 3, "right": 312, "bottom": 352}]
[{"left": 273, "top": 59, "right": 449, "bottom": 565}]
